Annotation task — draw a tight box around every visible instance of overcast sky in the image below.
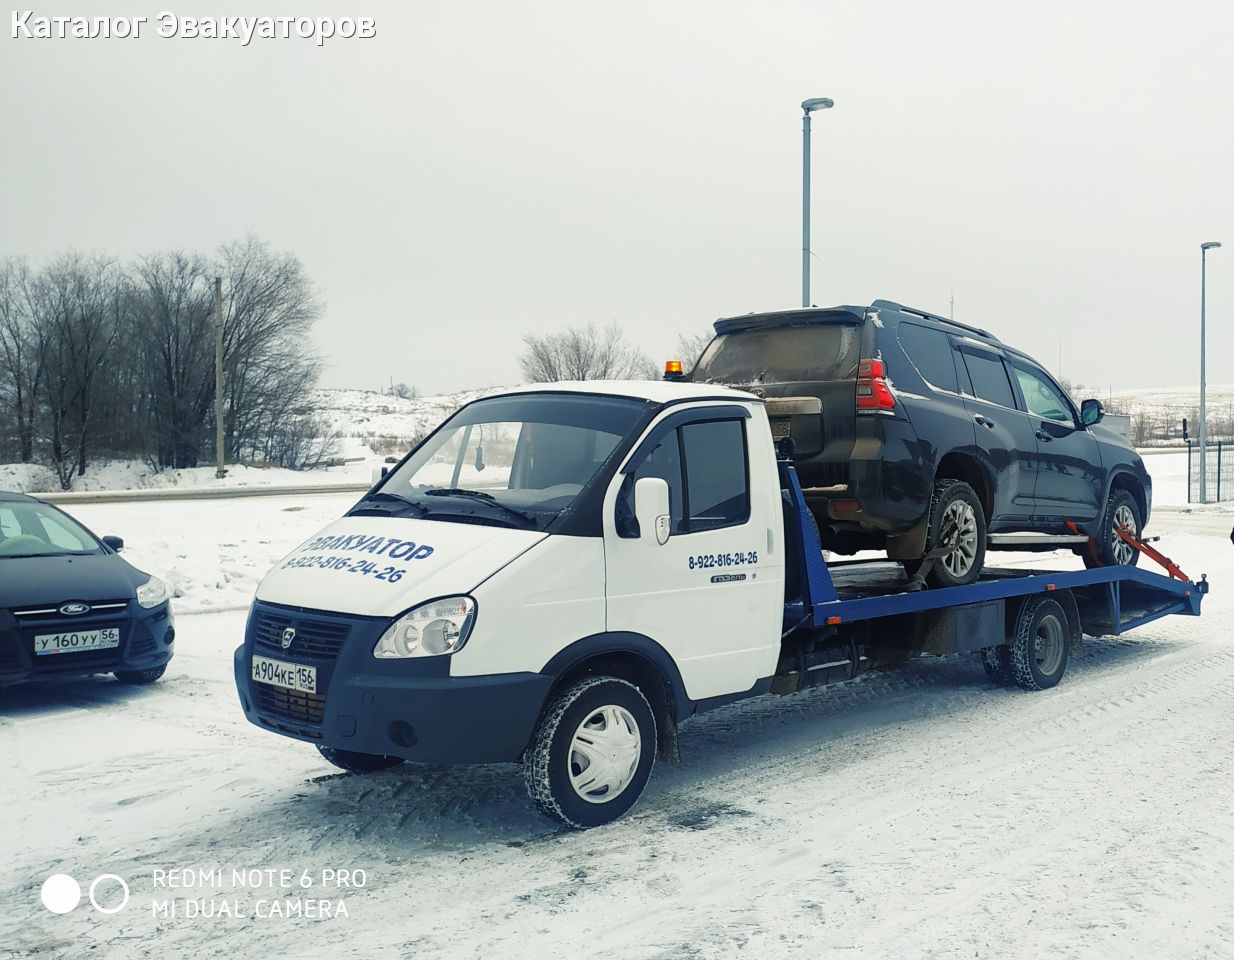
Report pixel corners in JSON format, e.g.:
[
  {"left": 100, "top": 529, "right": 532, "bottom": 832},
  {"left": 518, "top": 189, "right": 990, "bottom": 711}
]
[{"left": 4, "top": 1, "right": 1232, "bottom": 396}]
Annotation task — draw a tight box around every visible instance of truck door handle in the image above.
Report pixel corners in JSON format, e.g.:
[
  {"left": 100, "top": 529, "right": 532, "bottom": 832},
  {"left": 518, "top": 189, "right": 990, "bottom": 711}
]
[
  {"left": 974, "top": 414, "right": 995, "bottom": 428},
  {"left": 1035, "top": 430, "right": 1052, "bottom": 442}
]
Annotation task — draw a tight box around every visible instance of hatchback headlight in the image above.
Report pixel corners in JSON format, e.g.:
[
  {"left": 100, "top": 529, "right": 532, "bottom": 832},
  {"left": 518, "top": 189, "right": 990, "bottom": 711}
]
[
  {"left": 373, "top": 596, "right": 476, "bottom": 659},
  {"left": 136, "top": 576, "right": 169, "bottom": 609}
]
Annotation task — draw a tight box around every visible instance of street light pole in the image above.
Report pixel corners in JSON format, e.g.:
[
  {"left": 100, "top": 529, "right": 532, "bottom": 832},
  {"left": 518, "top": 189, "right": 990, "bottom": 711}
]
[
  {"left": 801, "top": 97, "right": 834, "bottom": 308},
  {"left": 214, "top": 275, "right": 226, "bottom": 480},
  {"left": 1199, "top": 241, "right": 1222, "bottom": 503}
]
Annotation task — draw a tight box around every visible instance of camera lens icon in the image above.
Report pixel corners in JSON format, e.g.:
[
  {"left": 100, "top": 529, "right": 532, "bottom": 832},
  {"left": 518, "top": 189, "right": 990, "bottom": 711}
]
[
  {"left": 40, "top": 874, "right": 81, "bottom": 914},
  {"left": 41, "top": 873, "right": 130, "bottom": 915}
]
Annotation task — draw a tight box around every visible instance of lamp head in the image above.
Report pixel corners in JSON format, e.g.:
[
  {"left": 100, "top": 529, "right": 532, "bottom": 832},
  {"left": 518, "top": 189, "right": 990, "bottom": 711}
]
[
  {"left": 801, "top": 97, "right": 835, "bottom": 113},
  {"left": 1201, "top": 241, "right": 1222, "bottom": 251}
]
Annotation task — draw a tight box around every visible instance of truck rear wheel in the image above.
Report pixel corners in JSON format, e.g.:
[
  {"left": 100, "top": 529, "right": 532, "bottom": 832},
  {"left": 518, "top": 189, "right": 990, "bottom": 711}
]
[
  {"left": 980, "top": 646, "right": 1013, "bottom": 685},
  {"left": 1007, "top": 596, "right": 1070, "bottom": 691},
  {"left": 316, "top": 746, "right": 404, "bottom": 773},
  {"left": 524, "top": 676, "right": 656, "bottom": 829}
]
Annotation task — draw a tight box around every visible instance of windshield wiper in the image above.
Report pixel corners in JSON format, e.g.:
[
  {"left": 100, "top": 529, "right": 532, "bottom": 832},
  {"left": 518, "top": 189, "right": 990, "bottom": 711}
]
[
  {"left": 349, "top": 491, "right": 428, "bottom": 518},
  {"left": 423, "top": 488, "right": 538, "bottom": 525}
]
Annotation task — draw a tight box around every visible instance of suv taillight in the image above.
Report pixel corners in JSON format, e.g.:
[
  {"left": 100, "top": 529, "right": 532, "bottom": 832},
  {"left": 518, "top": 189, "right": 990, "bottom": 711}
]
[{"left": 856, "top": 358, "right": 896, "bottom": 413}]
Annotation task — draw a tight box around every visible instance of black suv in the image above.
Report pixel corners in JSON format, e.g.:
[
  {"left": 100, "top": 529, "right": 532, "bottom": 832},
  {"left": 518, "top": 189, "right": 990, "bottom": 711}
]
[{"left": 687, "top": 299, "right": 1151, "bottom": 587}]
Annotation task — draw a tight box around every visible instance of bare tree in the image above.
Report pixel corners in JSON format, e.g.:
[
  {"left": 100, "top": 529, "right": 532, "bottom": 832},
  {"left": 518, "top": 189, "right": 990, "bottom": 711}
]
[
  {"left": 34, "top": 254, "right": 124, "bottom": 487},
  {"left": 391, "top": 382, "right": 416, "bottom": 400},
  {"left": 674, "top": 329, "right": 714, "bottom": 372},
  {"left": 519, "top": 322, "right": 655, "bottom": 382},
  {"left": 0, "top": 257, "right": 48, "bottom": 462},
  {"left": 216, "top": 236, "right": 323, "bottom": 465},
  {"left": 130, "top": 251, "right": 216, "bottom": 468}
]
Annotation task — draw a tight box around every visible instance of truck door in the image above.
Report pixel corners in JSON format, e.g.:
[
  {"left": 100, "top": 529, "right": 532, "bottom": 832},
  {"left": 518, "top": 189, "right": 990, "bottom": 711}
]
[
  {"left": 1006, "top": 357, "right": 1102, "bottom": 521},
  {"left": 602, "top": 405, "right": 784, "bottom": 702},
  {"left": 953, "top": 340, "right": 1038, "bottom": 521}
]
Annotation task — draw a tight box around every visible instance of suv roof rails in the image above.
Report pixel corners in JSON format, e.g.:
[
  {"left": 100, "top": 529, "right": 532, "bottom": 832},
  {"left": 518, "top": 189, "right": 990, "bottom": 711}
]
[{"left": 871, "top": 299, "right": 998, "bottom": 342}]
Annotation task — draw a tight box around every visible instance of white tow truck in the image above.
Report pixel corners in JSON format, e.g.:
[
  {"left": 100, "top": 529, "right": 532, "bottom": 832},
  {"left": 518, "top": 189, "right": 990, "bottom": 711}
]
[{"left": 234, "top": 380, "right": 1206, "bottom": 827}]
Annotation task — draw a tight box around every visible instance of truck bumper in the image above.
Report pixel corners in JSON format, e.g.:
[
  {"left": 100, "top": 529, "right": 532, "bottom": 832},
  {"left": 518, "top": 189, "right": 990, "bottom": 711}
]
[{"left": 234, "top": 644, "right": 553, "bottom": 765}]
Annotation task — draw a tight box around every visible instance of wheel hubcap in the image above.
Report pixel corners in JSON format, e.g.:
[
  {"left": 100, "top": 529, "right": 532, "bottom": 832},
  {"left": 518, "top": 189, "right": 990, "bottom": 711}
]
[
  {"left": 1034, "top": 615, "right": 1065, "bottom": 676},
  {"left": 1111, "top": 504, "right": 1137, "bottom": 565},
  {"left": 568, "top": 705, "right": 642, "bottom": 804},
  {"left": 940, "top": 500, "right": 979, "bottom": 578}
]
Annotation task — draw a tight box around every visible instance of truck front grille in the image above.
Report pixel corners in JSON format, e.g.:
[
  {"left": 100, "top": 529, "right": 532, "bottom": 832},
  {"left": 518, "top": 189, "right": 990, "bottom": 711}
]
[
  {"left": 255, "top": 684, "right": 326, "bottom": 726},
  {"left": 252, "top": 610, "right": 351, "bottom": 661}
]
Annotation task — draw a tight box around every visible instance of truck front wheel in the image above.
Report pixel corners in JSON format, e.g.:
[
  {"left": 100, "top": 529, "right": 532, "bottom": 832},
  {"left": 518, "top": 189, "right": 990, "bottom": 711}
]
[{"left": 524, "top": 676, "right": 656, "bottom": 829}]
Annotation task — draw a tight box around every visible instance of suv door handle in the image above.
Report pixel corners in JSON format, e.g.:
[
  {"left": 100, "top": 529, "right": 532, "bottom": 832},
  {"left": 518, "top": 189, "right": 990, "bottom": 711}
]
[
  {"left": 974, "top": 414, "right": 995, "bottom": 428},
  {"left": 1035, "top": 430, "right": 1052, "bottom": 442}
]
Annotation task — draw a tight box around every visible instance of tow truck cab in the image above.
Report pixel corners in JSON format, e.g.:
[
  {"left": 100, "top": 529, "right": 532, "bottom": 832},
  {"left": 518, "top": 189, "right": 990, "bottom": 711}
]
[{"left": 234, "top": 380, "right": 1205, "bottom": 828}]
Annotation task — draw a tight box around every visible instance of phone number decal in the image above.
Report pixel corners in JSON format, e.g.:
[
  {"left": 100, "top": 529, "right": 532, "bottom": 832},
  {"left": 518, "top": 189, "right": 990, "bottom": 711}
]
[
  {"left": 688, "top": 551, "right": 758, "bottom": 571},
  {"left": 282, "top": 553, "right": 406, "bottom": 583}
]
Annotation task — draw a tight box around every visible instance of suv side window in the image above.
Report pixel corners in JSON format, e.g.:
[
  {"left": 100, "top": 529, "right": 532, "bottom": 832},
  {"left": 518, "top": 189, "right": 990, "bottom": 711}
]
[
  {"left": 960, "top": 349, "right": 1017, "bottom": 409},
  {"left": 898, "top": 322, "right": 958, "bottom": 392},
  {"left": 617, "top": 418, "right": 750, "bottom": 537},
  {"left": 1010, "top": 359, "right": 1074, "bottom": 424}
]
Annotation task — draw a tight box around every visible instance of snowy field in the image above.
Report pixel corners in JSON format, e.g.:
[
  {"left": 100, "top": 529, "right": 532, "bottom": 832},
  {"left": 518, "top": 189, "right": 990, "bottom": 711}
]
[{"left": 2, "top": 465, "right": 1233, "bottom": 958}]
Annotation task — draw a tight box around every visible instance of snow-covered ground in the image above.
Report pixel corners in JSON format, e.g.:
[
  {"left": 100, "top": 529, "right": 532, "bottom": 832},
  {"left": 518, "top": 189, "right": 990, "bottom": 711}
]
[{"left": 2, "top": 462, "right": 1233, "bottom": 959}]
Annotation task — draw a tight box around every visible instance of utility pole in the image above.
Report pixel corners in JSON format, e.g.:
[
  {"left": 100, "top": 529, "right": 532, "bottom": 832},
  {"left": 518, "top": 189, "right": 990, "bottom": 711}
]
[
  {"left": 800, "top": 97, "right": 834, "bottom": 308},
  {"left": 1199, "top": 241, "right": 1222, "bottom": 503},
  {"left": 949, "top": 291, "right": 954, "bottom": 320},
  {"left": 214, "top": 276, "right": 226, "bottom": 479}
]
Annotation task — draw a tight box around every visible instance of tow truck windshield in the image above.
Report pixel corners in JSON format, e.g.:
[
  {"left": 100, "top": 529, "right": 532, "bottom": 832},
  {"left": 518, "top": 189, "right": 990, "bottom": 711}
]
[{"left": 366, "top": 392, "right": 650, "bottom": 530}]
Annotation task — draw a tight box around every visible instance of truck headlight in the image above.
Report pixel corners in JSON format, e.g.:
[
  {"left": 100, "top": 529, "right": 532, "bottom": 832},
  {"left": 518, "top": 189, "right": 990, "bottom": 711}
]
[
  {"left": 136, "top": 576, "right": 169, "bottom": 609},
  {"left": 373, "top": 596, "right": 476, "bottom": 659}
]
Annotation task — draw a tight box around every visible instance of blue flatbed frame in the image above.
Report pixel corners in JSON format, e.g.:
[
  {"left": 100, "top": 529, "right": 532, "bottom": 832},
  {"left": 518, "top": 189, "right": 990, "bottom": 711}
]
[{"left": 779, "top": 460, "right": 1208, "bottom": 638}]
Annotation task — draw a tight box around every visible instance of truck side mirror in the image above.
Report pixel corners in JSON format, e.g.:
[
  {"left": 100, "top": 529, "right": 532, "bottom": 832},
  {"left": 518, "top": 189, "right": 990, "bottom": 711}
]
[
  {"left": 634, "top": 477, "right": 671, "bottom": 545},
  {"left": 371, "top": 464, "right": 389, "bottom": 485},
  {"left": 1081, "top": 398, "right": 1104, "bottom": 426}
]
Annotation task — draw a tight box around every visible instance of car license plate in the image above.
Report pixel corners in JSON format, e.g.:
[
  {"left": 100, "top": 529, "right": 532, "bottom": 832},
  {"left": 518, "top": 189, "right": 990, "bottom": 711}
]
[
  {"left": 770, "top": 419, "right": 792, "bottom": 440},
  {"left": 251, "top": 655, "right": 317, "bottom": 693},
  {"left": 34, "top": 627, "right": 121, "bottom": 656}
]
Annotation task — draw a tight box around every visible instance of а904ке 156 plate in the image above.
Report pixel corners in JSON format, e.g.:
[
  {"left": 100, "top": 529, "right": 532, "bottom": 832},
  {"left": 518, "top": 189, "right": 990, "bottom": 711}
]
[{"left": 251, "top": 655, "right": 317, "bottom": 693}]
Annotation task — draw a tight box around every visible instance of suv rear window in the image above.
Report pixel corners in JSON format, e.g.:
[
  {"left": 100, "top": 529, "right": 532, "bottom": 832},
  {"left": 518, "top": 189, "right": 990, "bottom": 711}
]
[
  {"left": 693, "top": 322, "right": 860, "bottom": 384},
  {"left": 897, "top": 323, "right": 958, "bottom": 392}
]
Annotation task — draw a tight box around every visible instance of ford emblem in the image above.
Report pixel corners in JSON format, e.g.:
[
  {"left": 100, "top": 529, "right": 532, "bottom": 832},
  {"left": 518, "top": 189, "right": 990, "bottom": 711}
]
[
  {"left": 281, "top": 627, "right": 296, "bottom": 650},
  {"left": 59, "top": 602, "right": 90, "bottom": 616}
]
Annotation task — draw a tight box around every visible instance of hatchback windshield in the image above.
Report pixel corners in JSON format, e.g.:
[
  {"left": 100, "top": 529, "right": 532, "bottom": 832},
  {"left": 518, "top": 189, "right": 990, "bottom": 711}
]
[
  {"left": 0, "top": 500, "right": 102, "bottom": 558},
  {"left": 368, "top": 393, "right": 650, "bottom": 529}
]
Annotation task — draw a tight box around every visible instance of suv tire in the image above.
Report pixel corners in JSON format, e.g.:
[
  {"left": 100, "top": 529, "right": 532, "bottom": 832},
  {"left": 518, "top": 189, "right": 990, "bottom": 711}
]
[
  {"left": 1083, "top": 488, "right": 1142, "bottom": 569},
  {"left": 905, "top": 479, "right": 987, "bottom": 588}
]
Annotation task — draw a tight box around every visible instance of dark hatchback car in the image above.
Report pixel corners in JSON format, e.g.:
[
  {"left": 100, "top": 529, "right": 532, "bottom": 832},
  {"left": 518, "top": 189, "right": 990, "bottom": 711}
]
[
  {"left": 0, "top": 492, "right": 174, "bottom": 688},
  {"left": 687, "top": 299, "right": 1151, "bottom": 587}
]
